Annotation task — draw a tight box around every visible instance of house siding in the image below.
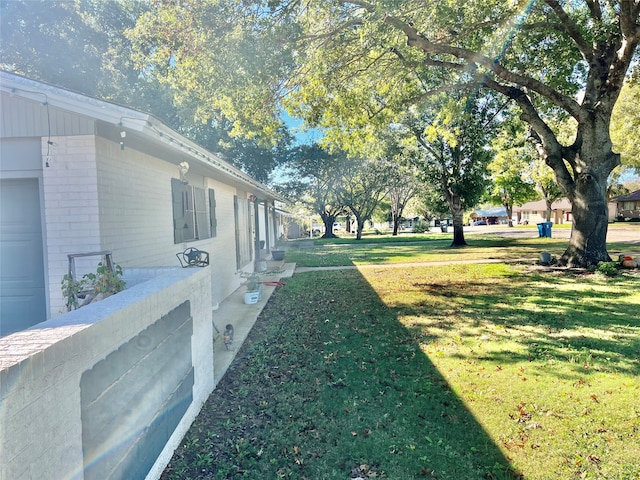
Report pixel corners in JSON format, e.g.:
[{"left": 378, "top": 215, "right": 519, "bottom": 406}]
[
  {"left": 205, "top": 181, "right": 247, "bottom": 303},
  {"left": 0, "top": 93, "right": 94, "bottom": 138}
]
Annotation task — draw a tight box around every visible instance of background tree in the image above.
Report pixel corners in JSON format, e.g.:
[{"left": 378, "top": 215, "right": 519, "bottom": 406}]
[
  {"left": 0, "top": 0, "right": 290, "bottom": 182},
  {"left": 413, "top": 184, "right": 451, "bottom": 227},
  {"left": 610, "top": 79, "right": 640, "bottom": 172},
  {"left": 292, "top": 0, "right": 640, "bottom": 266},
  {"left": 530, "top": 159, "right": 565, "bottom": 222},
  {"left": 401, "top": 93, "right": 495, "bottom": 246},
  {"left": 387, "top": 165, "right": 421, "bottom": 236},
  {"left": 335, "top": 158, "right": 391, "bottom": 240},
  {"left": 487, "top": 121, "right": 538, "bottom": 226},
  {"left": 276, "top": 144, "right": 346, "bottom": 239}
]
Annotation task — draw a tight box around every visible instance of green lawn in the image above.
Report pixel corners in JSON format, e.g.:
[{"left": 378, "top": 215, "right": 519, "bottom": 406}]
[
  {"left": 162, "top": 241, "right": 640, "bottom": 480},
  {"left": 286, "top": 234, "right": 637, "bottom": 268}
]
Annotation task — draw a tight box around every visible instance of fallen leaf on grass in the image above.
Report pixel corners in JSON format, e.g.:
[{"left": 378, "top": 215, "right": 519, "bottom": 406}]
[{"left": 420, "top": 466, "right": 437, "bottom": 477}]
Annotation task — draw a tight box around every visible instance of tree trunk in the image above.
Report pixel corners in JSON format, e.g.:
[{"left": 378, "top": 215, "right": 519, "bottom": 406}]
[
  {"left": 506, "top": 204, "right": 513, "bottom": 227},
  {"left": 560, "top": 173, "right": 611, "bottom": 267},
  {"left": 392, "top": 214, "right": 400, "bottom": 236},
  {"left": 320, "top": 214, "right": 337, "bottom": 239},
  {"left": 449, "top": 194, "right": 467, "bottom": 247},
  {"left": 355, "top": 215, "right": 364, "bottom": 240},
  {"left": 545, "top": 199, "right": 552, "bottom": 222}
]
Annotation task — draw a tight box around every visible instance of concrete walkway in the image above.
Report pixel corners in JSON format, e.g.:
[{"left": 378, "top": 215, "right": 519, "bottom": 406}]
[{"left": 211, "top": 260, "right": 296, "bottom": 386}]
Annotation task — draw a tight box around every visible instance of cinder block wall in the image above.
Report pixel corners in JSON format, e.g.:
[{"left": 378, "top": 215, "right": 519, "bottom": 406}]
[{"left": 0, "top": 267, "right": 214, "bottom": 480}]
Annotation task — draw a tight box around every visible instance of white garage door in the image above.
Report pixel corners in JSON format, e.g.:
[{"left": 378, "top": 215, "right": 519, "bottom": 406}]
[{"left": 0, "top": 178, "right": 46, "bottom": 336}]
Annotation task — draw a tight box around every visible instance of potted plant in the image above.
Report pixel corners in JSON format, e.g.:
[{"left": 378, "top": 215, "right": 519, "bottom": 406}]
[
  {"left": 62, "top": 262, "right": 126, "bottom": 310},
  {"left": 271, "top": 249, "right": 285, "bottom": 261},
  {"left": 243, "top": 273, "right": 263, "bottom": 304}
]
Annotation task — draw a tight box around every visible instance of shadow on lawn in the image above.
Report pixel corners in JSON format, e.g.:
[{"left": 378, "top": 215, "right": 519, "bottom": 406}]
[
  {"left": 162, "top": 269, "right": 521, "bottom": 480},
  {"left": 398, "top": 269, "right": 639, "bottom": 377}
]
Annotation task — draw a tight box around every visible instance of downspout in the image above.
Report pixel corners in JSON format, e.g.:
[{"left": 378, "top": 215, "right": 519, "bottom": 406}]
[
  {"left": 253, "top": 196, "right": 261, "bottom": 269},
  {"left": 271, "top": 205, "right": 278, "bottom": 245}
]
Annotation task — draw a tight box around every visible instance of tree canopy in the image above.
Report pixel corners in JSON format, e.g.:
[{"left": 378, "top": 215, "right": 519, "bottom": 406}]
[
  {"left": 129, "top": 0, "right": 639, "bottom": 265},
  {"left": 611, "top": 79, "right": 640, "bottom": 171}
]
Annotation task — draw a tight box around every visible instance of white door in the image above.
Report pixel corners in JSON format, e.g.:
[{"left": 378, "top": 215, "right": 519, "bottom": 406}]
[{"left": 0, "top": 178, "right": 46, "bottom": 336}]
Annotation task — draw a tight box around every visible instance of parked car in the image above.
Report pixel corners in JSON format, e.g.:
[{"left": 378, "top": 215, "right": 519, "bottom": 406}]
[{"left": 472, "top": 219, "right": 487, "bottom": 226}]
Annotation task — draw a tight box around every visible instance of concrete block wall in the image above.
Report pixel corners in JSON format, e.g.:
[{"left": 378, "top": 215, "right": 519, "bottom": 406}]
[{"left": 0, "top": 267, "right": 214, "bottom": 480}]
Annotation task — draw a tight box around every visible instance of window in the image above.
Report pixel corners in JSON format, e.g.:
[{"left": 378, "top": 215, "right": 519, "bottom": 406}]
[{"left": 171, "top": 179, "right": 212, "bottom": 243}]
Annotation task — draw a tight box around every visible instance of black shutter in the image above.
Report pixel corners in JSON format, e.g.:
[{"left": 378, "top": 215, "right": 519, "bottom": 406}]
[
  {"left": 209, "top": 188, "right": 217, "bottom": 238},
  {"left": 171, "top": 178, "right": 184, "bottom": 244}
]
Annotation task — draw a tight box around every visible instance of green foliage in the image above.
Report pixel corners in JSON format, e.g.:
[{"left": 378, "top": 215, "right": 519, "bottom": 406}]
[
  {"left": 276, "top": 144, "right": 347, "bottom": 234},
  {"left": 61, "top": 262, "right": 125, "bottom": 310},
  {"left": 611, "top": 80, "right": 640, "bottom": 170},
  {"left": 334, "top": 157, "right": 393, "bottom": 239},
  {"left": 412, "top": 219, "right": 431, "bottom": 233},
  {"left": 595, "top": 261, "right": 620, "bottom": 277},
  {"left": 245, "top": 274, "right": 262, "bottom": 292},
  {"left": 125, "top": 0, "right": 638, "bottom": 264},
  {"left": 487, "top": 120, "right": 538, "bottom": 212}
]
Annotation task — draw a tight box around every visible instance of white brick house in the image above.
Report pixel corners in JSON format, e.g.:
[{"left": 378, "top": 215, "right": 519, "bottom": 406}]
[{"left": 0, "top": 71, "right": 284, "bottom": 336}]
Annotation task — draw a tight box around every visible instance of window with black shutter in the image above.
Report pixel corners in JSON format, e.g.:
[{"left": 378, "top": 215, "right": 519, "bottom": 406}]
[{"left": 171, "top": 179, "right": 212, "bottom": 244}]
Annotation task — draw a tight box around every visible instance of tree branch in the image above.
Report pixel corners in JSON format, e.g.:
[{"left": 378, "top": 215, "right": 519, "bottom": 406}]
[
  {"left": 303, "top": 18, "right": 362, "bottom": 43},
  {"left": 380, "top": 12, "right": 584, "bottom": 119},
  {"left": 544, "top": 0, "right": 594, "bottom": 62},
  {"left": 482, "top": 77, "right": 575, "bottom": 194},
  {"left": 584, "top": 0, "right": 602, "bottom": 21}
]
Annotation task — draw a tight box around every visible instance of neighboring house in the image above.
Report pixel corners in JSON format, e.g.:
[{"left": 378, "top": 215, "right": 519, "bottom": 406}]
[
  {"left": 613, "top": 189, "right": 640, "bottom": 221},
  {"left": 513, "top": 198, "right": 573, "bottom": 225},
  {"left": 470, "top": 206, "right": 509, "bottom": 225},
  {"left": 0, "top": 71, "right": 285, "bottom": 337}
]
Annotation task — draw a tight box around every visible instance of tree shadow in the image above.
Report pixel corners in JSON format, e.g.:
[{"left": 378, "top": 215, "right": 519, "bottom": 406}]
[
  {"left": 163, "top": 268, "right": 522, "bottom": 479},
  {"left": 385, "top": 268, "right": 639, "bottom": 377}
]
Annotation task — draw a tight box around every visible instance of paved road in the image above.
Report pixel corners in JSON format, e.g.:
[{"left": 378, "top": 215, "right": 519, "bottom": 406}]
[{"left": 461, "top": 224, "right": 639, "bottom": 243}]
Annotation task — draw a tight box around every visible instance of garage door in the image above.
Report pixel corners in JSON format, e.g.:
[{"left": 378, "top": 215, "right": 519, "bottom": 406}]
[{"left": 0, "top": 178, "right": 46, "bottom": 336}]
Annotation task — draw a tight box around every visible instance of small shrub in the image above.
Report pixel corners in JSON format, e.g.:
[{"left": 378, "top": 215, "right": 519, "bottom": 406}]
[
  {"left": 596, "top": 261, "right": 619, "bottom": 277},
  {"left": 413, "top": 220, "right": 430, "bottom": 233}
]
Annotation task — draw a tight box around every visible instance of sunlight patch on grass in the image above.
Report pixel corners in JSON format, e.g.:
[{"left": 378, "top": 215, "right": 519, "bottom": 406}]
[{"left": 360, "top": 264, "right": 640, "bottom": 479}]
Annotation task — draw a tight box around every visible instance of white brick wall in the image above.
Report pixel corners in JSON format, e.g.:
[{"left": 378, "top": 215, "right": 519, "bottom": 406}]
[
  {"left": 42, "top": 135, "right": 101, "bottom": 317},
  {"left": 41, "top": 134, "right": 261, "bottom": 320}
]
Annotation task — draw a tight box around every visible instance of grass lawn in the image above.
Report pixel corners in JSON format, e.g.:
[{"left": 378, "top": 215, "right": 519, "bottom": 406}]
[
  {"left": 285, "top": 235, "right": 637, "bottom": 268},
  {"left": 162, "top": 241, "right": 639, "bottom": 480}
]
